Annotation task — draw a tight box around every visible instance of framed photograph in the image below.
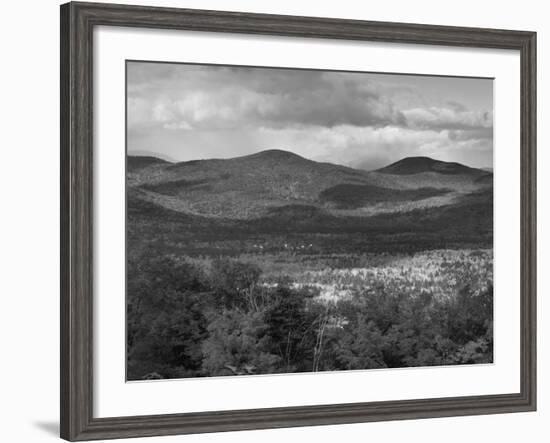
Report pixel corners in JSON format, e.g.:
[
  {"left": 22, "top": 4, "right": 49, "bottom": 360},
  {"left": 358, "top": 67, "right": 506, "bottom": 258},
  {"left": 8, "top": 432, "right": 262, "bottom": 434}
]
[{"left": 60, "top": 2, "right": 536, "bottom": 441}]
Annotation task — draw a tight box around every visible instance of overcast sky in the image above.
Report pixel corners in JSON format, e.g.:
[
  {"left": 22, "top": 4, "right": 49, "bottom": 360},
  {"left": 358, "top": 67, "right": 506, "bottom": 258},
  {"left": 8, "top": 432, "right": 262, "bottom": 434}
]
[{"left": 127, "top": 61, "right": 493, "bottom": 170}]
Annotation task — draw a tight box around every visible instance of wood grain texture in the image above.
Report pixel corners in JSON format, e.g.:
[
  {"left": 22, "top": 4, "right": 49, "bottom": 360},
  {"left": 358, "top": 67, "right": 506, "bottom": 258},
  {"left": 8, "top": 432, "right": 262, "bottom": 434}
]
[{"left": 60, "top": 2, "right": 537, "bottom": 441}]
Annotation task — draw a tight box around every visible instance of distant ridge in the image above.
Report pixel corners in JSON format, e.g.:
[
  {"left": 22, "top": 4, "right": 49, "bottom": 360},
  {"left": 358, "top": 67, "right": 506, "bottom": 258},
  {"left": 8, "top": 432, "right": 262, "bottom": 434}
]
[
  {"left": 129, "top": 150, "right": 177, "bottom": 162},
  {"left": 127, "top": 155, "right": 169, "bottom": 171},
  {"left": 377, "top": 156, "right": 483, "bottom": 175}
]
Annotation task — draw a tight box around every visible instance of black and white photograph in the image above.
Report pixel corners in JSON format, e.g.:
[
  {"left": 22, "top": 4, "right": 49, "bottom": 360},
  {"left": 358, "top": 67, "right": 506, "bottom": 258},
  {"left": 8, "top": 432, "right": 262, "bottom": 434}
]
[{"left": 126, "top": 61, "right": 494, "bottom": 381}]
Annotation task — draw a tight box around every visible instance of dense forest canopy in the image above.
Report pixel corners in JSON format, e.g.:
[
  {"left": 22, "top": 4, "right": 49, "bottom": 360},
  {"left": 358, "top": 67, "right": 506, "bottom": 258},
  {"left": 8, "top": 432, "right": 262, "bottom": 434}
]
[{"left": 128, "top": 252, "right": 493, "bottom": 380}]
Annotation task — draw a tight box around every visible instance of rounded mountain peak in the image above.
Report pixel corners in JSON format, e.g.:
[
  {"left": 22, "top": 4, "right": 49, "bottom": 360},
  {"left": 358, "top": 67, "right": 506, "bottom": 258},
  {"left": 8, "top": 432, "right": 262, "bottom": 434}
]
[
  {"left": 377, "top": 156, "right": 477, "bottom": 175},
  {"left": 246, "top": 149, "right": 305, "bottom": 160}
]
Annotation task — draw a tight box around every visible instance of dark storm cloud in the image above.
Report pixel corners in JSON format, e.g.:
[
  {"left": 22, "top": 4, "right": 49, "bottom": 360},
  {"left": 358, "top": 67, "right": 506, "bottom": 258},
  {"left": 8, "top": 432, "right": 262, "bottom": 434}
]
[
  {"left": 128, "top": 64, "right": 408, "bottom": 130},
  {"left": 127, "top": 62, "right": 493, "bottom": 168}
]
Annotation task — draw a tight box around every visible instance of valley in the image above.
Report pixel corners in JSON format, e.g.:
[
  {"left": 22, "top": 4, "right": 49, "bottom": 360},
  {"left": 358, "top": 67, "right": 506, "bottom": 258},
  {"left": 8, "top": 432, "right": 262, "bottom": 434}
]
[{"left": 126, "top": 150, "right": 494, "bottom": 379}]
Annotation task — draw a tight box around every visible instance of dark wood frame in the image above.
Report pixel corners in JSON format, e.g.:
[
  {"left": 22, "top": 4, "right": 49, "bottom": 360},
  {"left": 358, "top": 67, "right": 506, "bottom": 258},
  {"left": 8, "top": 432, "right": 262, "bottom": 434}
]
[{"left": 60, "top": 1, "right": 537, "bottom": 441}]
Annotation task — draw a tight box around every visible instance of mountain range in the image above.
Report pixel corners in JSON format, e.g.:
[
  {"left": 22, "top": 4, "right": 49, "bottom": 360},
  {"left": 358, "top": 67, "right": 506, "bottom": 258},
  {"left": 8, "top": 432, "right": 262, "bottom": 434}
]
[{"left": 127, "top": 149, "right": 492, "bottom": 220}]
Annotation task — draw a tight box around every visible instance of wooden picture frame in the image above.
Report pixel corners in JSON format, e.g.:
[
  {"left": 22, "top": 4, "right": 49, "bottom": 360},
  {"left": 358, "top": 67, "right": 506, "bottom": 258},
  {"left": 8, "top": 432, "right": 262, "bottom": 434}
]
[{"left": 60, "top": 1, "right": 536, "bottom": 440}]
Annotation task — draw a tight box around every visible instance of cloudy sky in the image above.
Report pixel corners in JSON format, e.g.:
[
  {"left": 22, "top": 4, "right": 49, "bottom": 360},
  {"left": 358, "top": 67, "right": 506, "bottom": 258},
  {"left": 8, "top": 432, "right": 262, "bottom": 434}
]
[{"left": 127, "top": 61, "right": 493, "bottom": 170}]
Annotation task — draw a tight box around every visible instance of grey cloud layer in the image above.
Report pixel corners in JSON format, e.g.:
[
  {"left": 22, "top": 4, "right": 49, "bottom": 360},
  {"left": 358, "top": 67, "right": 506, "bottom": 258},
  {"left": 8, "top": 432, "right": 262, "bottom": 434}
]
[{"left": 127, "top": 62, "right": 493, "bottom": 168}]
